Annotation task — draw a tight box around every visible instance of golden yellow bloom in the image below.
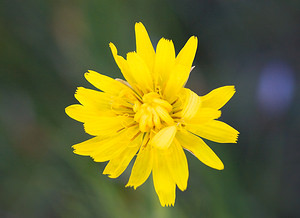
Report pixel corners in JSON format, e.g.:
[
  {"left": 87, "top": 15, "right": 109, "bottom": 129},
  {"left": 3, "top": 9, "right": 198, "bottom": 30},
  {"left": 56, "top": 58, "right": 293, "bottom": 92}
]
[{"left": 65, "top": 22, "right": 239, "bottom": 207}]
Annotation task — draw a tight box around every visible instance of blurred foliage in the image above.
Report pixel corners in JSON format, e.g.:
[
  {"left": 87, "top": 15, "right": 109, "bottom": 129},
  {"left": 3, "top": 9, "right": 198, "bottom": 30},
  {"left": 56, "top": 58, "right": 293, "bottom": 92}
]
[{"left": 0, "top": 0, "right": 299, "bottom": 217}]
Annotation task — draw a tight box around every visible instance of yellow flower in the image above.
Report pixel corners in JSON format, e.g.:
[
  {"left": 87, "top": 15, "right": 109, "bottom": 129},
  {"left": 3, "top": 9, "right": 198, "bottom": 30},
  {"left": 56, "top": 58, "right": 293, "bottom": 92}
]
[{"left": 65, "top": 22, "right": 239, "bottom": 207}]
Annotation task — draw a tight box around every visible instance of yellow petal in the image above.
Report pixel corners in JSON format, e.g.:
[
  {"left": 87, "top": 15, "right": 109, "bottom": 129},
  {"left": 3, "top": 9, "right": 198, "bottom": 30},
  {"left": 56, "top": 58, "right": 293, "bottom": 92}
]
[
  {"left": 109, "top": 43, "right": 137, "bottom": 88},
  {"left": 180, "top": 88, "right": 202, "bottom": 120},
  {"left": 126, "top": 52, "right": 153, "bottom": 93},
  {"left": 126, "top": 136, "right": 153, "bottom": 189},
  {"left": 163, "top": 64, "right": 191, "bottom": 102},
  {"left": 166, "top": 140, "right": 189, "bottom": 191},
  {"left": 200, "top": 86, "right": 236, "bottom": 109},
  {"left": 103, "top": 134, "right": 142, "bottom": 178},
  {"left": 76, "top": 136, "right": 127, "bottom": 165},
  {"left": 91, "top": 128, "right": 139, "bottom": 162},
  {"left": 91, "top": 141, "right": 128, "bottom": 162},
  {"left": 187, "top": 120, "right": 239, "bottom": 143},
  {"left": 154, "top": 38, "right": 175, "bottom": 85},
  {"left": 84, "top": 116, "right": 132, "bottom": 136},
  {"left": 65, "top": 104, "right": 99, "bottom": 123},
  {"left": 135, "top": 22, "right": 155, "bottom": 70},
  {"left": 176, "top": 130, "right": 224, "bottom": 170},
  {"left": 175, "top": 36, "right": 198, "bottom": 68},
  {"left": 187, "top": 108, "right": 221, "bottom": 124},
  {"left": 151, "top": 125, "right": 177, "bottom": 150},
  {"left": 163, "top": 36, "right": 198, "bottom": 100},
  {"left": 153, "top": 149, "right": 176, "bottom": 207},
  {"left": 72, "top": 136, "right": 105, "bottom": 156},
  {"left": 72, "top": 127, "right": 137, "bottom": 155},
  {"left": 74, "top": 87, "right": 113, "bottom": 111},
  {"left": 85, "top": 70, "right": 132, "bottom": 95}
]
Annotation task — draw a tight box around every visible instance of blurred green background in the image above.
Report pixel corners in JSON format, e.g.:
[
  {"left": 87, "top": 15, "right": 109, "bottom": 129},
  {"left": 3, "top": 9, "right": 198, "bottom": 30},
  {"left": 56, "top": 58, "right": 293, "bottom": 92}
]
[{"left": 1, "top": 0, "right": 299, "bottom": 217}]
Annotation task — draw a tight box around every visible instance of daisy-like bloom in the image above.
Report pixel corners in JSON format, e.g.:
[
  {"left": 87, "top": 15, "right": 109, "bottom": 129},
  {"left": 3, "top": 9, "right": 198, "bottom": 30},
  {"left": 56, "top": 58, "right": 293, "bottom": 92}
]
[{"left": 65, "top": 22, "right": 239, "bottom": 207}]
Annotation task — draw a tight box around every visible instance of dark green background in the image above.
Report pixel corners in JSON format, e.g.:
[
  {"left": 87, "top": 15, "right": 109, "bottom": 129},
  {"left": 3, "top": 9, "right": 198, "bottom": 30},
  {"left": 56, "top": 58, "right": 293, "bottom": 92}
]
[{"left": 1, "top": 0, "right": 299, "bottom": 217}]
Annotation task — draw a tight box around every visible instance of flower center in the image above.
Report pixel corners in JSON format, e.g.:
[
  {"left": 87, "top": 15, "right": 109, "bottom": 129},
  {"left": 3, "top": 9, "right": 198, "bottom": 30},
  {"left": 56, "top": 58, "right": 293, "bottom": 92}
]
[{"left": 133, "top": 92, "right": 174, "bottom": 132}]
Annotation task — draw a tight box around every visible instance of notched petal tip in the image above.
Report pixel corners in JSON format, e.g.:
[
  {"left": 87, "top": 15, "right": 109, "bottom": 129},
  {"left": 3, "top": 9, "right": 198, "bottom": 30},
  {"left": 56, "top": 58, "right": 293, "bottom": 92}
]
[
  {"left": 233, "top": 131, "right": 240, "bottom": 143},
  {"left": 134, "top": 22, "right": 150, "bottom": 44},
  {"left": 159, "top": 37, "right": 172, "bottom": 43},
  {"left": 189, "top": 36, "right": 198, "bottom": 47},
  {"left": 126, "top": 51, "right": 137, "bottom": 59},
  {"left": 134, "top": 21, "right": 155, "bottom": 69},
  {"left": 159, "top": 199, "right": 175, "bottom": 207},
  {"left": 201, "top": 85, "right": 236, "bottom": 110},
  {"left": 191, "top": 35, "right": 198, "bottom": 41},
  {"left": 86, "top": 69, "right": 98, "bottom": 76},
  {"left": 225, "top": 85, "right": 236, "bottom": 96},
  {"left": 175, "top": 36, "right": 198, "bottom": 68},
  {"left": 125, "top": 183, "right": 138, "bottom": 190},
  {"left": 74, "top": 86, "right": 84, "bottom": 95},
  {"left": 84, "top": 70, "right": 100, "bottom": 84},
  {"left": 109, "top": 42, "right": 117, "bottom": 53},
  {"left": 109, "top": 42, "right": 121, "bottom": 61},
  {"left": 134, "top": 22, "right": 146, "bottom": 31}
]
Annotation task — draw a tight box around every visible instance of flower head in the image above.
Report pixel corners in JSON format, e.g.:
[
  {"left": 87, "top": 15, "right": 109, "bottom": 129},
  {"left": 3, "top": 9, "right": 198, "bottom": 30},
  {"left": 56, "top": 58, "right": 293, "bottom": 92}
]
[{"left": 65, "top": 22, "right": 239, "bottom": 207}]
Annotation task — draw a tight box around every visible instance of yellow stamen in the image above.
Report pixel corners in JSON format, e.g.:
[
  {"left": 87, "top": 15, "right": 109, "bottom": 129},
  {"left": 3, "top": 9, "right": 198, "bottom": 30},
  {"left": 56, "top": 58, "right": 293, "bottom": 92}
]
[{"left": 134, "top": 91, "right": 174, "bottom": 132}]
